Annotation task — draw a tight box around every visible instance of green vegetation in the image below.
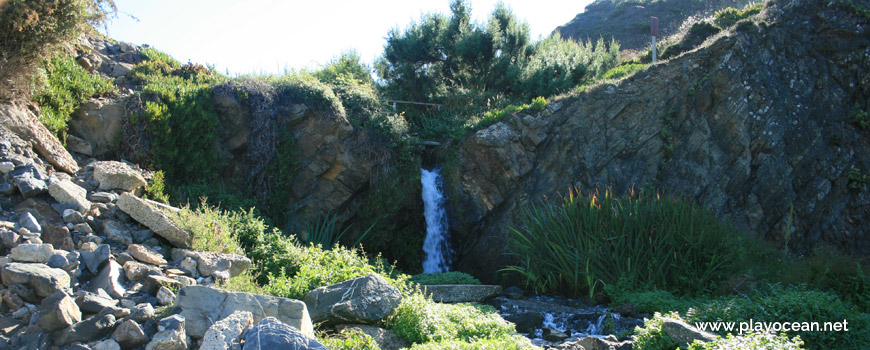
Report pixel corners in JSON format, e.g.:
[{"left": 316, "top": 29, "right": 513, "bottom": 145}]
[
  {"left": 850, "top": 105, "right": 869, "bottom": 130},
  {"left": 383, "top": 293, "right": 519, "bottom": 344},
  {"left": 505, "top": 188, "right": 741, "bottom": 297},
  {"left": 410, "top": 272, "right": 481, "bottom": 285},
  {"left": 634, "top": 312, "right": 806, "bottom": 350},
  {"left": 601, "top": 63, "right": 648, "bottom": 80},
  {"left": 848, "top": 168, "right": 869, "bottom": 191},
  {"left": 408, "top": 335, "right": 537, "bottom": 350},
  {"left": 320, "top": 329, "right": 381, "bottom": 350},
  {"left": 144, "top": 170, "right": 169, "bottom": 204},
  {"left": 714, "top": 3, "right": 763, "bottom": 28},
  {"left": 0, "top": 0, "right": 115, "bottom": 102},
  {"left": 32, "top": 53, "right": 115, "bottom": 139}
]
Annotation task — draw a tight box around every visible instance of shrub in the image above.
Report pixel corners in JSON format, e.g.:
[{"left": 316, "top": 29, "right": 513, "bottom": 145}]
[
  {"left": 505, "top": 188, "right": 742, "bottom": 298},
  {"left": 144, "top": 170, "right": 169, "bottom": 204},
  {"left": 688, "top": 332, "right": 804, "bottom": 350},
  {"left": 383, "top": 292, "right": 518, "bottom": 345},
  {"left": 320, "top": 328, "right": 382, "bottom": 350},
  {"left": 0, "top": 0, "right": 115, "bottom": 101},
  {"left": 172, "top": 202, "right": 245, "bottom": 256},
  {"left": 601, "top": 63, "right": 648, "bottom": 80},
  {"left": 410, "top": 272, "right": 482, "bottom": 285},
  {"left": 32, "top": 53, "right": 115, "bottom": 138},
  {"left": 408, "top": 335, "right": 538, "bottom": 350},
  {"left": 608, "top": 287, "right": 694, "bottom": 314},
  {"left": 851, "top": 106, "right": 869, "bottom": 130},
  {"left": 633, "top": 312, "right": 681, "bottom": 350},
  {"left": 714, "top": 4, "right": 762, "bottom": 28}
]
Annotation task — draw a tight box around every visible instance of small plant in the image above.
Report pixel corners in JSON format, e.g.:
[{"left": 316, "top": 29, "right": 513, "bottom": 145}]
[
  {"left": 850, "top": 106, "right": 869, "bottom": 130},
  {"left": 410, "top": 272, "right": 482, "bottom": 285},
  {"left": 633, "top": 312, "right": 681, "bottom": 350},
  {"left": 688, "top": 332, "right": 805, "bottom": 350},
  {"left": 320, "top": 328, "right": 382, "bottom": 350},
  {"left": 601, "top": 63, "right": 648, "bottom": 80},
  {"left": 714, "top": 3, "right": 763, "bottom": 28},
  {"left": 530, "top": 96, "right": 547, "bottom": 111},
  {"left": 144, "top": 170, "right": 169, "bottom": 204},
  {"left": 848, "top": 168, "right": 869, "bottom": 191}
]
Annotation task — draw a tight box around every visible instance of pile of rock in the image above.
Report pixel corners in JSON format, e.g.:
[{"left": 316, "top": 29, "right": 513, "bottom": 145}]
[{"left": 0, "top": 135, "right": 411, "bottom": 349}]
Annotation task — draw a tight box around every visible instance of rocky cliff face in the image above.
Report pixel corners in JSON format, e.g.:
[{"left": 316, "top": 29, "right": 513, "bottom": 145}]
[
  {"left": 457, "top": 0, "right": 870, "bottom": 281},
  {"left": 557, "top": 0, "right": 753, "bottom": 51}
]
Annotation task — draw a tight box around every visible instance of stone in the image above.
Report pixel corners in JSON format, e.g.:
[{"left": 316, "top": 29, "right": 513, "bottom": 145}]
[
  {"left": 129, "top": 303, "right": 156, "bottom": 322},
  {"left": 0, "top": 182, "right": 15, "bottom": 195},
  {"left": 37, "top": 290, "right": 81, "bottom": 332},
  {"left": 93, "top": 161, "right": 146, "bottom": 191},
  {"left": 42, "top": 225, "right": 75, "bottom": 251},
  {"left": 304, "top": 274, "right": 401, "bottom": 326},
  {"left": 156, "top": 286, "right": 176, "bottom": 306},
  {"left": 424, "top": 284, "right": 503, "bottom": 303},
  {"left": 175, "top": 285, "right": 314, "bottom": 339},
  {"left": 132, "top": 229, "right": 153, "bottom": 243},
  {"left": 7, "top": 283, "right": 37, "bottom": 303},
  {"left": 504, "top": 286, "right": 525, "bottom": 299},
  {"left": 76, "top": 291, "right": 120, "bottom": 314},
  {"left": 1, "top": 263, "right": 70, "bottom": 297},
  {"left": 80, "top": 244, "right": 111, "bottom": 274},
  {"left": 543, "top": 327, "right": 569, "bottom": 342},
  {"left": 0, "top": 104, "right": 79, "bottom": 173},
  {"left": 10, "top": 244, "right": 54, "bottom": 263},
  {"left": 242, "top": 317, "right": 326, "bottom": 350},
  {"left": 63, "top": 208, "right": 86, "bottom": 224},
  {"left": 123, "top": 260, "right": 159, "bottom": 281},
  {"left": 91, "top": 339, "right": 121, "bottom": 350},
  {"left": 193, "top": 251, "right": 252, "bottom": 278},
  {"left": 127, "top": 244, "right": 167, "bottom": 266},
  {"left": 66, "top": 134, "right": 94, "bottom": 155},
  {"left": 90, "top": 191, "right": 119, "bottom": 203},
  {"left": 0, "top": 162, "right": 13, "bottom": 174},
  {"left": 117, "top": 193, "right": 191, "bottom": 248},
  {"left": 335, "top": 324, "right": 409, "bottom": 350},
  {"left": 56, "top": 313, "right": 116, "bottom": 346},
  {"left": 91, "top": 260, "right": 127, "bottom": 299},
  {"left": 103, "top": 220, "right": 134, "bottom": 245},
  {"left": 178, "top": 257, "right": 198, "bottom": 278},
  {"left": 0, "top": 229, "right": 19, "bottom": 248},
  {"left": 200, "top": 311, "right": 253, "bottom": 350},
  {"left": 552, "top": 336, "right": 635, "bottom": 350},
  {"left": 2, "top": 289, "right": 25, "bottom": 311},
  {"left": 12, "top": 173, "right": 47, "bottom": 198},
  {"left": 68, "top": 97, "right": 127, "bottom": 158},
  {"left": 503, "top": 311, "right": 544, "bottom": 334},
  {"left": 74, "top": 222, "right": 94, "bottom": 234},
  {"left": 48, "top": 179, "right": 92, "bottom": 212},
  {"left": 0, "top": 316, "right": 24, "bottom": 336},
  {"left": 17, "top": 212, "right": 40, "bottom": 233},
  {"left": 146, "top": 315, "right": 188, "bottom": 350},
  {"left": 662, "top": 318, "right": 718, "bottom": 346},
  {"left": 112, "top": 319, "right": 150, "bottom": 349}
]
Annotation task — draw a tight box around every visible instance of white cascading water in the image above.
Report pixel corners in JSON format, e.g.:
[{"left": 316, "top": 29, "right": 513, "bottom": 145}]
[{"left": 421, "top": 167, "right": 451, "bottom": 273}]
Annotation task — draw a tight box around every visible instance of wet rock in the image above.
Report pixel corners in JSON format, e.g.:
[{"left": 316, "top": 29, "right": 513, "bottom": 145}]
[
  {"left": 93, "top": 161, "right": 146, "bottom": 191},
  {"left": 543, "top": 327, "right": 569, "bottom": 342},
  {"left": 242, "top": 317, "right": 326, "bottom": 350},
  {"left": 175, "top": 285, "right": 314, "bottom": 339},
  {"left": 550, "top": 336, "right": 635, "bottom": 350},
  {"left": 504, "top": 311, "right": 545, "bottom": 334},
  {"left": 200, "top": 311, "right": 253, "bottom": 350},
  {"left": 127, "top": 244, "right": 167, "bottom": 266},
  {"left": 117, "top": 193, "right": 191, "bottom": 248},
  {"left": 424, "top": 284, "right": 503, "bottom": 303},
  {"left": 10, "top": 243, "right": 54, "bottom": 263},
  {"left": 48, "top": 178, "right": 92, "bottom": 212},
  {"left": 504, "top": 286, "right": 526, "bottom": 299},
  {"left": 304, "top": 274, "right": 401, "bottom": 326},
  {"left": 37, "top": 290, "right": 81, "bottom": 332},
  {"left": 1, "top": 262, "right": 70, "bottom": 297}
]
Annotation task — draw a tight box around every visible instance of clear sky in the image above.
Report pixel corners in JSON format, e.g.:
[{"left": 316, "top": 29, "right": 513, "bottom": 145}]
[{"left": 101, "top": 0, "right": 594, "bottom": 76}]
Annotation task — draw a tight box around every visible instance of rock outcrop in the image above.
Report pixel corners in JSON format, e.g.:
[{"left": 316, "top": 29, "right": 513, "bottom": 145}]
[{"left": 456, "top": 0, "right": 870, "bottom": 280}]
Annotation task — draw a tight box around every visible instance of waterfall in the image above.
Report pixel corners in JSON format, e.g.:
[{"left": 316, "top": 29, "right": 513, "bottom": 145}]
[{"left": 421, "top": 167, "right": 451, "bottom": 273}]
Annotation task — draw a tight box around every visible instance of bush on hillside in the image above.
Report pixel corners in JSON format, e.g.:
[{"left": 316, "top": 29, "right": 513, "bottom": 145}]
[{"left": 714, "top": 3, "right": 762, "bottom": 28}]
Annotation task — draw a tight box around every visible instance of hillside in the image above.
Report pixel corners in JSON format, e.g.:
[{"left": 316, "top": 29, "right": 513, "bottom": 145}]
[{"left": 556, "top": 0, "right": 754, "bottom": 50}]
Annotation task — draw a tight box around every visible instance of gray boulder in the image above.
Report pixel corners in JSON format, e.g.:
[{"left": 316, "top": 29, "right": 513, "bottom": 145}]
[
  {"left": 56, "top": 313, "right": 117, "bottom": 346},
  {"left": 75, "top": 291, "right": 121, "bottom": 314},
  {"left": 18, "top": 212, "right": 41, "bottom": 233},
  {"left": 80, "top": 244, "right": 111, "bottom": 274},
  {"left": 103, "top": 220, "right": 133, "bottom": 245},
  {"left": 304, "top": 274, "right": 401, "bottom": 325},
  {"left": 42, "top": 225, "right": 75, "bottom": 251},
  {"left": 128, "top": 244, "right": 167, "bottom": 266},
  {"left": 93, "top": 161, "right": 146, "bottom": 191},
  {"left": 242, "top": 317, "right": 326, "bottom": 350},
  {"left": 48, "top": 178, "right": 92, "bottom": 212},
  {"left": 175, "top": 285, "right": 314, "bottom": 339},
  {"left": 37, "top": 290, "right": 82, "bottom": 331},
  {"left": 662, "top": 317, "right": 718, "bottom": 346},
  {"left": 111, "top": 319, "right": 150, "bottom": 349},
  {"left": 1, "top": 262, "right": 70, "bottom": 297},
  {"left": 146, "top": 315, "right": 189, "bottom": 350},
  {"left": 117, "top": 193, "right": 191, "bottom": 248},
  {"left": 200, "top": 311, "right": 253, "bottom": 350},
  {"left": 91, "top": 259, "right": 126, "bottom": 299},
  {"left": 424, "top": 284, "right": 503, "bottom": 303},
  {"left": 10, "top": 243, "right": 55, "bottom": 263}
]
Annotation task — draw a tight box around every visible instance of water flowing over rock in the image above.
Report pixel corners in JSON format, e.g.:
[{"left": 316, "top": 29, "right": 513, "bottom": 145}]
[
  {"left": 421, "top": 168, "right": 451, "bottom": 273},
  {"left": 454, "top": 0, "right": 870, "bottom": 280}
]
